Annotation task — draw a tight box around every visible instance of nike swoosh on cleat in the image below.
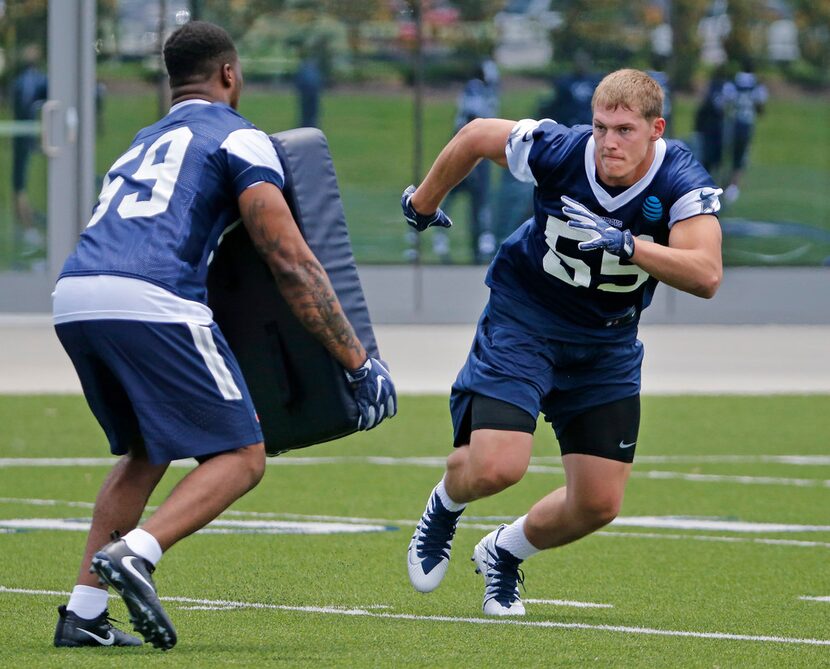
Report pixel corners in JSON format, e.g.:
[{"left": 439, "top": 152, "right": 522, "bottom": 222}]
[
  {"left": 619, "top": 440, "right": 636, "bottom": 449},
  {"left": 407, "top": 535, "right": 424, "bottom": 566},
  {"left": 122, "top": 555, "right": 155, "bottom": 593},
  {"left": 78, "top": 628, "right": 115, "bottom": 645}
]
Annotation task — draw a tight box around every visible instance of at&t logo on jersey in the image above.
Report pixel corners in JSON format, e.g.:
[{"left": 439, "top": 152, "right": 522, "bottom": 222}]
[{"left": 641, "top": 196, "right": 663, "bottom": 222}]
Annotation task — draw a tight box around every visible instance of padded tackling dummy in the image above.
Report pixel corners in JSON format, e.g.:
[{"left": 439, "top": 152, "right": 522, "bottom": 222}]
[{"left": 207, "top": 128, "right": 380, "bottom": 456}]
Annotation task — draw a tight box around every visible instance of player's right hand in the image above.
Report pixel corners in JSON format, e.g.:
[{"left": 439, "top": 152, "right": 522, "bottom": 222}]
[
  {"left": 345, "top": 358, "right": 397, "bottom": 431},
  {"left": 401, "top": 185, "right": 453, "bottom": 232}
]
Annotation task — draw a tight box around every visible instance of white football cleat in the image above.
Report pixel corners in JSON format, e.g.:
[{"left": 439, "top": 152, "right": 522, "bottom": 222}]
[
  {"left": 472, "top": 526, "right": 526, "bottom": 616},
  {"left": 407, "top": 488, "right": 464, "bottom": 593}
]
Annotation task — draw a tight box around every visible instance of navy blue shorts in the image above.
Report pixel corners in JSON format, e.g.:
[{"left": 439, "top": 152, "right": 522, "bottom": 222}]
[
  {"left": 55, "top": 319, "right": 263, "bottom": 464},
  {"left": 450, "top": 309, "right": 643, "bottom": 447}
]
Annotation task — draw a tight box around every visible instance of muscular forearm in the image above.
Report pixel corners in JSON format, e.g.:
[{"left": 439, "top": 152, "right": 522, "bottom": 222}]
[
  {"left": 631, "top": 237, "right": 722, "bottom": 298},
  {"left": 412, "top": 118, "right": 513, "bottom": 214},
  {"left": 412, "top": 136, "right": 481, "bottom": 214},
  {"left": 270, "top": 255, "right": 367, "bottom": 370},
  {"left": 242, "top": 189, "right": 366, "bottom": 371}
]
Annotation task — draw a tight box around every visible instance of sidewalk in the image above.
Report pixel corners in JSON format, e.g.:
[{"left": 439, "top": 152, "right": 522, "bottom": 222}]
[{"left": 0, "top": 316, "right": 828, "bottom": 395}]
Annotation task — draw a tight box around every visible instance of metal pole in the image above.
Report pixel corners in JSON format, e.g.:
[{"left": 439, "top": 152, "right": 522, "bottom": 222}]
[
  {"left": 157, "top": 0, "right": 169, "bottom": 119},
  {"left": 413, "top": 1, "right": 424, "bottom": 188},
  {"left": 77, "top": 0, "right": 96, "bottom": 234},
  {"left": 412, "top": 0, "right": 424, "bottom": 310}
]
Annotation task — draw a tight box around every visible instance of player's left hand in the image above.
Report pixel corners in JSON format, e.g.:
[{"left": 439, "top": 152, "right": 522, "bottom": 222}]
[
  {"left": 345, "top": 357, "right": 397, "bottom": 431},
  {"left": 561, "top": 195, "right": 635, "bottom": 260},
  {"left": 401, "top": 185, "right": 453, "bottom": 232}
]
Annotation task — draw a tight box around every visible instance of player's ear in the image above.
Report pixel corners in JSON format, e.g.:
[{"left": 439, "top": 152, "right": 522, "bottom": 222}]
[
  {"left": 651, "top": 117, "right": 666, "bottom": 141},
  {"left": 221, "top": 62, "right": 234, "bottom": 89}
]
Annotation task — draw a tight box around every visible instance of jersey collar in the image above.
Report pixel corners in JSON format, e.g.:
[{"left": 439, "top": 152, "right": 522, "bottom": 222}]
[
  {"left": 167, "top": 99, "right": 212, "bottom": 115},
  {"left": 584, "top": 136, "right": 667, "bottom": 212}
]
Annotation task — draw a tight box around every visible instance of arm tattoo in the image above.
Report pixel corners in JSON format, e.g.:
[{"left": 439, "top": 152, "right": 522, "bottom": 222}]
[
  {"left": 279, "top": 259, "right": 364, "bottom": 361},
  {"left": 245, "top": 196, "right": 364, "bottom": 366}
]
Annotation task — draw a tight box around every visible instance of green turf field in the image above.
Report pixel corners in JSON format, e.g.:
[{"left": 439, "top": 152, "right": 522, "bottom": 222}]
[{"left": 0, "top": 394, "right": 828, "bottom": 666}]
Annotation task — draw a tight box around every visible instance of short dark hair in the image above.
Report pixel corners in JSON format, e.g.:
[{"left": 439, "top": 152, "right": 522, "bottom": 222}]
[{"left": 163, "top": 21, "right": 237, "bottom": 87}]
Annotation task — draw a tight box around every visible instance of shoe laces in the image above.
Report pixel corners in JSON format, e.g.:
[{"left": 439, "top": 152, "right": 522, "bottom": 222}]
[
  {"left": 100, "top": 610, "right": 125, "bottom": 627},
  {"left": 416, "top": 496, "right": 461, "bottom": 560},
  {"left": 484, "top": 545, "right": 525, "bottom": 606}
]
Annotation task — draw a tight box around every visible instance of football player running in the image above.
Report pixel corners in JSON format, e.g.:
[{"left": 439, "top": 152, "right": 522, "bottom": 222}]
[
  {"left": 403, "top": 69, "right": 721, "bottom": 616},
  {"left": 52, "top": 21, "right": 395, "bottom": 650}
]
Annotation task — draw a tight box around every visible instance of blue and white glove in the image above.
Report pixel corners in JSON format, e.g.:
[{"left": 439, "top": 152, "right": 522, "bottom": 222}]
[
  {"left": 401, "top": 185, "right": 453, "bottom": 232},
  {"left": 561, "top": 195, "right": 635, "bottom": 260},
  {"left": 345, "top": 358, "right": 397, "bottom": 431}
]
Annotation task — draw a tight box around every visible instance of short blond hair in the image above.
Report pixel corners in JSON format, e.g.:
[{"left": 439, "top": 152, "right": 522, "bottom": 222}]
[{"left": 591, "top": 69, "right": 664, "bottom": 120}]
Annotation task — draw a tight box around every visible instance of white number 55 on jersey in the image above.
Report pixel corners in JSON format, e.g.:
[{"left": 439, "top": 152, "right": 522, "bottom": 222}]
[{"left": 543, "top": 215, "right": 652, "bottom": 293}]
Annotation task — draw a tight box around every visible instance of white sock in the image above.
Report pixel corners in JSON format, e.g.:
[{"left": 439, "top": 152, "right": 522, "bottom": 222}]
[
  {"left": 434, "top": 477, "right": 466, "bottom": 512},
  {"left": 123, "top": 528, "right": 163, "bottom": 566},
  {"left": 495, "top": 515, "right": 541, "bottom": 561},
  {"left": 67, "top": 584, "right": 109, "bottom": 620}
]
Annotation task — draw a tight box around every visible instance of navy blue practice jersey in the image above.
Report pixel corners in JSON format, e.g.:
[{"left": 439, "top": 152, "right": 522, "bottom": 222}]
[
  {"left": 61, "top": 100, "right": 284, "bottom": 304},
  {"left": 488, "top": 119, "right": 721, "bottom": 343}
]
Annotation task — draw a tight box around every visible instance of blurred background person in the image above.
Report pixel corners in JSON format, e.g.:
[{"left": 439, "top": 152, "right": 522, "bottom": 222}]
[
  {"left": 434, "top": 60, "right": 500, "bottom": 264},
  {"left": 537, "top": 49, "right": 599, "bottom": 127},
  {"left": 694, "top": 66, "right": 731, "bottom": 182},
  {"left": 294, "top": 56, "right": 323, "bottom": 128},
  {"left": 11, "top": 44, "right": 49, "bottom": 259},
  {"left": 646, "top": 55, "right": 672, "bottom": 136},
  {"left": 723, "top": 60, "right": 768, "bottom": 204}
]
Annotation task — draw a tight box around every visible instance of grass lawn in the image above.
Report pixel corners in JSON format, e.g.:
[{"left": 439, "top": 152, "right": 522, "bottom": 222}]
[{"left": 0, "top": 393, "right": 829, "bottom": 666}]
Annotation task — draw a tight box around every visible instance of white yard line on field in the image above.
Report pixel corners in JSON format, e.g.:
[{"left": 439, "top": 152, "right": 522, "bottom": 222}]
[
  {"left": 0, "top": 517, "right": 394, "bottom": 535},
  {"left": 1, "top": 497, "right": 829, "bottom": 538},
  {"left": 633, "top": 455, "right": 830, "bottom": 466},
  {"left": 524, "top": 599, "right": 613, "bottom": 608},
  {"left": 0, "top": 585, "right": 827, "bottom": 647},
  {"left": 799, "top": 596, "right": 830, "bottom": 603},
  {"left": 1, "top": 456, "right": 828, "bottom": 488},
  {"left": 595, "top": 531, "right": 830, "bottom": 549}
]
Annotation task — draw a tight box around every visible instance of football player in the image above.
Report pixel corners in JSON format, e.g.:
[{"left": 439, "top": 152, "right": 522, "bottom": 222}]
[
  {"left": 403, "top": 69, "right": 722, "bottom": 615},
  {"left": 53, "top": 20, "right": 395, "bottom": 650}
]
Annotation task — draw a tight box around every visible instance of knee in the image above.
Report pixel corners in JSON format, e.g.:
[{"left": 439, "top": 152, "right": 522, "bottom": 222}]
[
  {"left": 469, "top": 459, "right": 525, "bottom": 497},
  {"left": 574, "top": 493, "right": 622, "bottom": 530},
  {"left": 239, "top": 444, "right": 266, "bottom": 490}
]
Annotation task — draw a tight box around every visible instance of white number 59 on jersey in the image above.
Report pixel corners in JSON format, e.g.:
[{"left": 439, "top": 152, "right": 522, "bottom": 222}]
[
  {"left": 543, "top": 215, "right": 652, "bottom": 293},
  {"left": 87, "top": 127, "right": 194, "bottom": 228}
]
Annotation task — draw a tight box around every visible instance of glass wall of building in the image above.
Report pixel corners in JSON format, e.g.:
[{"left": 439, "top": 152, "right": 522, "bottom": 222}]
[{"left": 2, "top": 0, "right": 827, "bottom": 281}]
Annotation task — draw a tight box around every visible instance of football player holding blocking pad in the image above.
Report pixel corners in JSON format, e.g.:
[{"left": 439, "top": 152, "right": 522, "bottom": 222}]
[
  {"left": 52, "top": 21, "right": 395, "bottom": 650},
  {"left": 403, "top": 69, "right": 721, "bottom": 616}
]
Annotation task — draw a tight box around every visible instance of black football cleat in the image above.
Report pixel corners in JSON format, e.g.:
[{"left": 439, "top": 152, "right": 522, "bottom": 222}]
[
  {"left": 54, "top": 604, "right": 143, "bottom": 647},
  {"left": 90, "top": 538, "right": 177, "bottom": 650}
]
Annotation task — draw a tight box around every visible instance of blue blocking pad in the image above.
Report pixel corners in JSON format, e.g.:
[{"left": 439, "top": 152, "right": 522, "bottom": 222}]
[{"left": 207, "top": 128, "right": 379, "bottom": 455}]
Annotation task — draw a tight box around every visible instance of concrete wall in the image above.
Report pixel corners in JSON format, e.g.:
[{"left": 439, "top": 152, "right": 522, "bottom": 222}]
[
  {"left": 5, "top": 266, "right": 829, "bottom": 325},
  {"left": 358, "top": 266, "right": 830, "bottom": 325}
]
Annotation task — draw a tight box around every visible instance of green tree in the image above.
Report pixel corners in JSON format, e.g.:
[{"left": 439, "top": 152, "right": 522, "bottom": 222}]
[
  {"left": 792, "top": 0, "right": 830, "bottom": 84},
  {"left": 324, "top": 0, "right": 382, "bottom": 62},
  {"left": 723, "top": 0, "right": 757, "bottom": 64},
  {"left": 556, "top": 0, "right": 645, "bottom": 70},
  {"left": 453, "top": 0, "right": 505, "bottom": 21},
  {"left": 669, "top": 0, "right": 708, "bottom": 91}
]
